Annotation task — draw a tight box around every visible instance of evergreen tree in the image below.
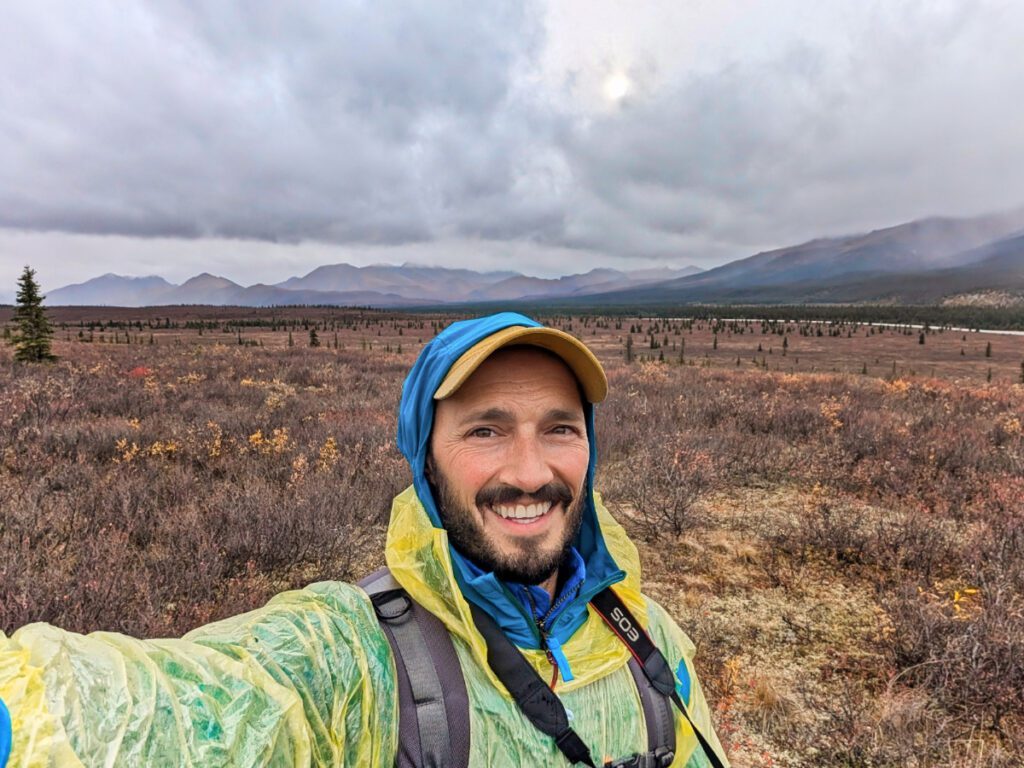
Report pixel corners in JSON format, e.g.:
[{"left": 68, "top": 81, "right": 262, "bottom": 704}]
[
  {"left": 10, "top": 266, "right": 56, "bottom": 362},
  {"left": 309, "top": 328, "right": 320, "bottom": 347}
]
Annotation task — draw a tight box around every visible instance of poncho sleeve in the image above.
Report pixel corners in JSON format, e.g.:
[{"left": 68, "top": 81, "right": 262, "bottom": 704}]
[{"left": 0, "top": 581, "right": 397, "bottom": 767}]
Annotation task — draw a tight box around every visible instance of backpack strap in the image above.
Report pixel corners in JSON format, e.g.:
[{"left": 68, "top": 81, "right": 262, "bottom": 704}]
[
  {"left": 590, "top": 588, "right": 728, "bottom": 768},
  {"left": 627, "top": 656, "right": 677, "bottom": 759},
  {"left": 467, "top": 602, "right": 598, "bottom": 767},
  {"left": 359, "top": 568, "right": 470, "bottom": 768}
]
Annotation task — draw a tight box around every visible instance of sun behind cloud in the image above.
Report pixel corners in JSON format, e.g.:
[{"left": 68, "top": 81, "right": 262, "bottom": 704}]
[{"left": 603, "top": 71, "right": 631, "bottom": 102}]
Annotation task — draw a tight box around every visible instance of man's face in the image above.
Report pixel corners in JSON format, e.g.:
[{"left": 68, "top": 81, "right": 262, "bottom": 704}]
[{"left": 428, "top": 347, "right": 590, "bottom": 585}]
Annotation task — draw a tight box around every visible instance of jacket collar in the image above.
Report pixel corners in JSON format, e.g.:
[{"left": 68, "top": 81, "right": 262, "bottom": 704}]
[{"left": 384, "top": 486, "right": 647, "bottom": 690}]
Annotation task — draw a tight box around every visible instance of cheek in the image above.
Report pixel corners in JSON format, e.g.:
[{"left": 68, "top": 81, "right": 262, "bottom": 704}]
[
  {"left": 557, "top": 444, "right": 590, "bottom": 488},
  {"left": 445, "top": 453, "right": 500, "bottom": 500}
]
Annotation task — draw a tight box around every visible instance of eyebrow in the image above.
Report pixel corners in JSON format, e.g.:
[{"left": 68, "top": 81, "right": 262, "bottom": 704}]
[
  {"left": 457, "top": 407, "right": 514, "bottom": 427},
  {"left": 546, "top": 408, "right": 585, "bottom": 424},
  {"left": 457, "top": 407, "right": 584, "bottom": 427}
]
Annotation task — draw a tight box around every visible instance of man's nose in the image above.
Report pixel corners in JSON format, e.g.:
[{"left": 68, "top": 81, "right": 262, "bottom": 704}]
[{"left": 501, "top": 433, "right": 555, "bottom": 494}]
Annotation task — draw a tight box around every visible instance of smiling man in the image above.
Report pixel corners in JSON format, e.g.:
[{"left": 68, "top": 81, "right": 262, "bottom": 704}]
[
  {"left": 428, "top": 346, "right": 590, "bottom": 590},
  {"left": 0, "top": 312, "right": 728, "bottom": 768}
]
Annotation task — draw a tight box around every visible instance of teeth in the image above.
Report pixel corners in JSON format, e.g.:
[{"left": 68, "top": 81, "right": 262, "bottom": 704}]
[{"left": 493, "top": 502, "right": 552, "bottom": 521}]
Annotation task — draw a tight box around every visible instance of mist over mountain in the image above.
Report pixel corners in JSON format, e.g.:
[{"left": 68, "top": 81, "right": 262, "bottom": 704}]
[
  {"left": 579, "top": 209, "right": 1024, "bottom": 306},
  {"left": 794, "top": 232, "right": 1024, "bottom": 305}
]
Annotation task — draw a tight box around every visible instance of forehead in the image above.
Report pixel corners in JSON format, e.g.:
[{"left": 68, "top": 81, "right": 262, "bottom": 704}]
[{"left": 441, "top": 346, "right": 584, "bottom": 411}]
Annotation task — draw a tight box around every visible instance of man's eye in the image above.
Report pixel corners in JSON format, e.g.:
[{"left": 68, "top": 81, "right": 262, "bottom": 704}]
[
  {"left": 469, "top": 427, "right": 496, "bottom": 438},
  {"left": 551, "top": 425, "right": 579, "bottom": 435}
]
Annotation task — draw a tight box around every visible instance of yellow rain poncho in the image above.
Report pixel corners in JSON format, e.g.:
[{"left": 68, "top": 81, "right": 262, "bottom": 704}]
[{"left": 0, "top": 487, "right": 725, "bottom": 767}]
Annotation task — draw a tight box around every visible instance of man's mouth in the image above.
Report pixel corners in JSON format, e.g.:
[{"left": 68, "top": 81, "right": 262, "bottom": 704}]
[{"left": 487, "top": 501, "right": 555, "bottom": 524}]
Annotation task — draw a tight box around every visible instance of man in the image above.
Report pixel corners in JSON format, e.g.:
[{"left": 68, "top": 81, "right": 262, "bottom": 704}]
[{"left": 0, "top": 312, "right": 727, "bottom": 767}]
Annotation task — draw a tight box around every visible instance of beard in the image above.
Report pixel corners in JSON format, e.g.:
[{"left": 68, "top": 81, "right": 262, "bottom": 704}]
[{"left": 429, "top": 462, "right": 587, "bottom": 586}]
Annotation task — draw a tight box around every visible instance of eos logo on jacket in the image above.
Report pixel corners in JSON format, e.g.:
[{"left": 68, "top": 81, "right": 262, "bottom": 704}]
[{"left": 609, "top": 606, "right": 640, "bottom": 643}]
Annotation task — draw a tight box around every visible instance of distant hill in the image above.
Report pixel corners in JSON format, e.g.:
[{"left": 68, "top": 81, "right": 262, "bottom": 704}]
[
  {"left": 165, "top": 273, "right": 243, "bottom": 304},
  {"left": 49, "top": 274, "right": 175, "bottom": 306},
  {"left": 466, "top": 267, "right": 701, "bottom": 302},
  {"left": 46, "top": 263, "right": 704, "bottom": 307},
  {"left": 792, "top": 232, "right": 1024, "bottom": 305},
  {"left": 277, "top": 263, "right": 518, "bottom": 303},
  {"left": 578, "top": 209, "right": 1024, "bottom": 306}
]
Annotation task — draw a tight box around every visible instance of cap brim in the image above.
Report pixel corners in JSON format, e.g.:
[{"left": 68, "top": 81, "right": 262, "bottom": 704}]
[{"left": 434, "top": 326, "right": 608, "bottom": 403}]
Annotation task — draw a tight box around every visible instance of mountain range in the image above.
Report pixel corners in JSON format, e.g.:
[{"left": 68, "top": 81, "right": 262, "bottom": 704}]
[
  {"left": 38, "top": 208, "right": 1024, "bottom": 308},
  {"left": 46, "top": 264, "right": 703, "bottom": 307},
  {"left": 564, "top": 209, "right": 1024, "bottom": 307}
]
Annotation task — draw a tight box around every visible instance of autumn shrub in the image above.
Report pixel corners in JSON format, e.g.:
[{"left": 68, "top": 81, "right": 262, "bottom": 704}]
[
  {"left": 0, "top": 342, "right": 410, "bottom": 636},
  {"left": 602, "top": 436, "right": 717, "bottom": 538}
]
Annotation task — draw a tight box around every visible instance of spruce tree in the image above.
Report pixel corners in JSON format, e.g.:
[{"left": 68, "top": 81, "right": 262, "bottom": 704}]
[{"left": 10, "top": 266, "right": 56, "bottom": 362}]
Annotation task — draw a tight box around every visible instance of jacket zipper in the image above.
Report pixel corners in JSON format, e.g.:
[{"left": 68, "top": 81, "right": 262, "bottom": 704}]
[{"left": 527, "top": 585, "right": 580, "bottom": 689}]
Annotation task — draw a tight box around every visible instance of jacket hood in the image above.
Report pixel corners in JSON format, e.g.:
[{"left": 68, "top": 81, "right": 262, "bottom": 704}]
[{"left": 395, "top": 312, "right": 625, "bottom": 648}]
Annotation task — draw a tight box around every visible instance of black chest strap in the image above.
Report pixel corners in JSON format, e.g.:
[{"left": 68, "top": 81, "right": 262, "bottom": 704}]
[
  {"left": 468, "top": 602, "right": 599, "bottom": 767},
  {"left": 590, "top": 588, "right": 727, "bottom": 768}
]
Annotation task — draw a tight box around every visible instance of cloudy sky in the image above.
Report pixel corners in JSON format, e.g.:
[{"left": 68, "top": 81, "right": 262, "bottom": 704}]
[{"left": 2, "top": 0, "right": 1023, "bottom": 296}]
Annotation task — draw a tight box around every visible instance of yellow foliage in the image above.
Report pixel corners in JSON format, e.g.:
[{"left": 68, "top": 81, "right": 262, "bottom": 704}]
[
  {"left": 887, "top": 378, "right": 911, "bottom": 393},
  {"left": 264, "top": 391, "right": 287, "bottom": 411},
  {"left": 247, "top": 427, "right": 290, "bottom": 455},
  {"left": 269, "top": 427, "right": 289, "bottom": 453},
  {"left": 722, "top": 655, "right": 744, "bottom": 692},
  {"left": 317, "top": 436, "right": 340, "bottom": 471},
  {"left": 205, "top": 421, "right": 223, "bottom": 458},
  {"left": 819, "top": 398, "right": 844, "bottom": 431},
  {"left": 236, "top": 377, "right": 297, "bottom": 411},
  {"left": 176, "top": 372, "right": 206, "bottom": 385},
  {"left": 114, "top": 438, "right": 140, "bottom": 464},
  {"left": 288, "top": 453, "right": 308, "bottom": 487},
  {"left": 146, "top": 440, "right": 179, "bottom": 459}
]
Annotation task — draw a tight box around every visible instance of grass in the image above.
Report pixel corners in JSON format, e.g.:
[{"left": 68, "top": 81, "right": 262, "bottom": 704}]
[{"left": 1, "top": 309, "right": 1022, "bottom": 766}]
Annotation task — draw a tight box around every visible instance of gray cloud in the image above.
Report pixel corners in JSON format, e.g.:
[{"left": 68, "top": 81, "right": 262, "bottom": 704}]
[
  {"left": 554, "top": 4, "right": 1024, "bottom": 259},
  {"left": 0, "top": 0, "right": 554, "bottom": 245},
  {"left": 1, "top": 0, "right": 1023, "bottom": 286}
]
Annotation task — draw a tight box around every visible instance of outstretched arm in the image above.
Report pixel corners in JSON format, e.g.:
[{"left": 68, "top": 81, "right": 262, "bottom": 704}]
[{"left": 0, "top": 581, "right": 397, "bottom": 767}]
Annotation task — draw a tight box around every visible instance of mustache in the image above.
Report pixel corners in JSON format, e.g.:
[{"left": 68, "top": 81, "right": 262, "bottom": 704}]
[{"left": 475, "top": 481, "right": 574, "bottom": 509}]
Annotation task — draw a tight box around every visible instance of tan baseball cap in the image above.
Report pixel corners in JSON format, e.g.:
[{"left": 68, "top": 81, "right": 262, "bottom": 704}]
[{"left": 433, "top": 325, "right": 608, "bottom": 403}]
